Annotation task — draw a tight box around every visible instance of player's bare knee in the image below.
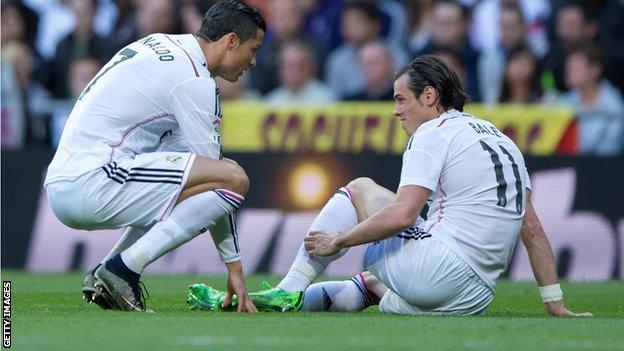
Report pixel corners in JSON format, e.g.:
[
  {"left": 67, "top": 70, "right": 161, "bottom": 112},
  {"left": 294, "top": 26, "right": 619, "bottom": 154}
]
[
  {"left": 219, "top": 165, "right": 248, "bottom": 196},
  {"left": 225, "top": 165, "right": 249, "bottom": 196},
  {"left": 347, "top": 177, "right": 377, "bottom": 196}
]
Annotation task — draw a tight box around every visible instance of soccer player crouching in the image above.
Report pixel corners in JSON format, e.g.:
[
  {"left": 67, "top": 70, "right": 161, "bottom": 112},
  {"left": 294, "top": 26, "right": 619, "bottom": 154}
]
[{"left": 44, "top": 1, "right": 265, "bottom": 313}]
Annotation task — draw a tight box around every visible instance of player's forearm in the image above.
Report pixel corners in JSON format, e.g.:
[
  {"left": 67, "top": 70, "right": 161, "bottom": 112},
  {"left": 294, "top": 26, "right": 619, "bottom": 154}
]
[
  {"left": 521, "top": 200, "right": 559, "bottom": 286},
  {"left": 225, "top": 260, "right": 243, "bottom": 274},
  {"left": 522, "top": 224, "right": 558, "bottom": 286},
  {"left": 334, "top": 203, "right": 415, "bottom": 249}
]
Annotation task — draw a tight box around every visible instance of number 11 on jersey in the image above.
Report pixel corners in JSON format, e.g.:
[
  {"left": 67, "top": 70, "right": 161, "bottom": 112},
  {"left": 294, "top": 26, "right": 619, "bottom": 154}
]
[{"left": 480, "top": 140, "right": 524, "bottom": 214}]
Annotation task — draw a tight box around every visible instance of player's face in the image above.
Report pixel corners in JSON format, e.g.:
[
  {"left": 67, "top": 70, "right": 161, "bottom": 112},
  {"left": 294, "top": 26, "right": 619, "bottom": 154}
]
[
  {"left": 222, "top": 29, "right": 264, "bottom": 82},
  {"left": 393, "top": 74, "right": 430, "bottom": 136}
]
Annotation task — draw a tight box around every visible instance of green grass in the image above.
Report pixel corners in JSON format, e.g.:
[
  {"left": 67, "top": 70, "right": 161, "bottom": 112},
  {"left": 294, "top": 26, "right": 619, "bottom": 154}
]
[{"left": 2, "top": 270, "right": 623, "bottom": 351}]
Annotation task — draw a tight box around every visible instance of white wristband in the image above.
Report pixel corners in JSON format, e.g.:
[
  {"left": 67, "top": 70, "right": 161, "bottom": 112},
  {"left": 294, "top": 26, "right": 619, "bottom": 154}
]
[{"left": 539, "top": 283, "right": 563, "bottom": 303}]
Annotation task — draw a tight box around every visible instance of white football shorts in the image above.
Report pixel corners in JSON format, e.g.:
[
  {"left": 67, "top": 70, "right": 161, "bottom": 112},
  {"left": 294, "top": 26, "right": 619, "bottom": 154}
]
[
  {"left": 45, "top": 152, "right": 195, "bottom": 230},
  {"left": 364, "top": 223, "right": 494, "bottom": 315}
]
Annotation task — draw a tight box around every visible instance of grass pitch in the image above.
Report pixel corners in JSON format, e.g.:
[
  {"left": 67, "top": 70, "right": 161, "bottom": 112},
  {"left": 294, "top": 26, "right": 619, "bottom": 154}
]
[{"left": 2, "top": 270, "right": 623, "bottom": 351}]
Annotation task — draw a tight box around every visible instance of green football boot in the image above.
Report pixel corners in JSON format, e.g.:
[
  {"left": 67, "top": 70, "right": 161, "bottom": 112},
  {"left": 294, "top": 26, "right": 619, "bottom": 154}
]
[
  {"left": 248, "top": 281, "right": 304, "bottom": 312},
  {"left": 187, "top": 283, "right": 236, "bottom": 311},
  {"left": 186, "top": 282, "right": 303, "bottom": 312}
]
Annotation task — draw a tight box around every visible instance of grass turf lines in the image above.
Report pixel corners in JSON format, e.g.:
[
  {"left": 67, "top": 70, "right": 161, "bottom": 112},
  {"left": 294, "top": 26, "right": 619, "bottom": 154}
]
[{"left": 3, "top": 270, "right": 623, "bottom": 351}]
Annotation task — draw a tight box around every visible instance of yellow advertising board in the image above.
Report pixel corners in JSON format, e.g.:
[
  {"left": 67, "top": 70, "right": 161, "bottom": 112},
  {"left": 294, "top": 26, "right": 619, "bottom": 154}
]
[{"left": 221, "top": 102, "right": 573, "bottom": 155}]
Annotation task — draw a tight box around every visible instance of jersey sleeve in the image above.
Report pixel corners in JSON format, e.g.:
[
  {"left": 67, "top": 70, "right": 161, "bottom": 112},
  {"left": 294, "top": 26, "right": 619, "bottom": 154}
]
[
  {"left": 398, "top": 128, "right": 450, "bottom": 191},
  {"left": 168, "top": 78, "right": 222, "bottom": 159},
  {"left": 524, "top": 167, "right": 532, "bottom": 191},
  {"left": 209, "top": 214, "right": 241, "bottom": 263}
]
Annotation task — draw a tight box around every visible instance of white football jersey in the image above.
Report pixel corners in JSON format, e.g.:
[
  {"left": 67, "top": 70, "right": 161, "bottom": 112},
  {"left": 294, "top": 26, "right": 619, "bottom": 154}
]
[
  {"left": 398, "top": 109, "right": 531, "bottom": 291},
  {"left": 45, "top": 34, "right": 222, "bottom": 185}
]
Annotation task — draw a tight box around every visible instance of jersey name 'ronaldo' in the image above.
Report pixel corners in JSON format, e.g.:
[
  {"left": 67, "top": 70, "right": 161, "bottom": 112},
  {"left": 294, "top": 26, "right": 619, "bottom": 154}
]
[{"left": 45, "top": 33, "right": 222, "bottom": 185}]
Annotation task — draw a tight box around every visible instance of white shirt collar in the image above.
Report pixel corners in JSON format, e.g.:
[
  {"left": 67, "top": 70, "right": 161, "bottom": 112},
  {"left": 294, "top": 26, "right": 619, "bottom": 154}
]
[{"left": 170, "top": 34, "right": 209, "bottom": 73}]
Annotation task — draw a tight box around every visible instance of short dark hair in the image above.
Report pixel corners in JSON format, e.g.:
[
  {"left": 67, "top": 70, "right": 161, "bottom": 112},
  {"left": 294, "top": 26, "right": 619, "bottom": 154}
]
[
  {"left": 395, "top": 55, "right": 470, "bottom": 112},
  {"left": 567, "top": 44, "right": 603, "bottom": 67},
  {"left": 500, "top": 45, "right": 543, "bottom": 103},
  {"left": 196, "top": 0, "right": 266, "bottom": 43},
  {"left": 279, "top": 40, "right": 317, "bottom": 67},
  {"left": 344, "top": 0, "right": 381, "bottom": 23},
  {"left": 435, "top": 0, "right": 471, "bottom": 22},
  {"left": 558, "top": 1, "right": 593, "bottom": 22},
  {"left": 501, "top": 4, "right": 525, "bottom": 24}
]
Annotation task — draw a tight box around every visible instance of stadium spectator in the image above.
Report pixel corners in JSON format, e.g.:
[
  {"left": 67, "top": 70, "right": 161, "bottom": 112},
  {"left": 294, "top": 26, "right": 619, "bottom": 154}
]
[
  {"left": 42, "top": 0, "right": 111, "bottom": 99},
  {"left": 374, "top": 0, "right": 409, "bottom": 49},
  {"left": 418, "top": 0, "right": 481, "bottom": 101},
  {"left": 470, "top": 0, "right": 550, "bottom": 57},
  {"left": 596, "top": 0, "right": 624, "bottom": 94},
  {"left": 103, "top": 0, "right": 139, "bottom": 57},
  {"left": 24, "top": 0, "right": 116, "bottom": 59},
  {"left": 105, "top": 0, "right": 181, "bottom": 58},
  {"left": 179, "top": 0, "right": 216, "bottom": 34},
  {"left": 478, "top": 4, "right": 531, "bottom": 104},
  {"left": 559, "top": 45, "right": 624, "bottom": 156},
  {"left": 499, "top": 45, "right": 550, "bottom": 104},
  {"left": 304, "top": 0, "right": 408, "bottom": 50},
  {"left": 542, "top": 2, "right": 598, "bottom": 93},
  {"left": 249, "top": 0, "right": 330, "bottom": 95},
  {"left": 1, "top": 0, "right": 37, "bottom": 90},
  {"left": 345, "top": 40, "right": 395, "bottom": 101},
  {"left": 215, "top": 74, "right": 260, "bottom": 101},
  {"left": 405, "top": 0, "right": 434, "bottom": 54},
  {"left": 302, "top": 0, "right": 344, "bottom": 50},
  {"left": 325, "top": 0, "right": 408, "bottom": 99},
  {"left": 1, "top": 0, "right": 38, "bottom": 149},
  {"left": 136, "top": 0, "right": 179, "bottom": 38},
  {"left": 266, "top": 40, "right": 336, "bottom": 106}
]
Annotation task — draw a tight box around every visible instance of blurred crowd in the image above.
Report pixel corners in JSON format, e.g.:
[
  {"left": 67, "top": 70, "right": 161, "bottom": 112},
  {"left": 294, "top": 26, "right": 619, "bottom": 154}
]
[{"left": 1, "top": 0, "right": 623, "bottom": 155}]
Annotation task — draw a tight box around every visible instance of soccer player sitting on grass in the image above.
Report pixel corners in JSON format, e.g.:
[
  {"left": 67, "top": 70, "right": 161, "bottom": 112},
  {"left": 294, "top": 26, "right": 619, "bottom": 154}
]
[
  {"left": 44, "top": 1, "right": 265, "bottom": 313},
  {"left": 190, "top": 55, "right": 592, "bottom": 317}
]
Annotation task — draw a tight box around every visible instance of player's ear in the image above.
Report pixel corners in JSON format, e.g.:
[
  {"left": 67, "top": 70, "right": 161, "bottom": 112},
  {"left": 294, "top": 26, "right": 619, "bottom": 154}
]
[
  {"left": 225, "top": 33, "right": 240, "bottom": 49},
  {"left": 423, "top": 86, "right": 437, "bottom": 107}
]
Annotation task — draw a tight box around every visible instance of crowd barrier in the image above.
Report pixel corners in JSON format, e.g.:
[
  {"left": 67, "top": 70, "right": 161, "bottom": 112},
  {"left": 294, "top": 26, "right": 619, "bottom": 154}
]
[{"left": 2, "top": 146, "right": 622, "bottom": 280}]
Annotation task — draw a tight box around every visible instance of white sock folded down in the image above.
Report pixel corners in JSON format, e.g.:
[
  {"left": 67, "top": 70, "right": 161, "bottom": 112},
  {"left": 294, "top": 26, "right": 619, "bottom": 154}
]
[
  {"left": 302, "top": 274, "right": 373, "bottom": 312},
  {"left": 278, "top": 187, "right": 358, "bottom": 292}
]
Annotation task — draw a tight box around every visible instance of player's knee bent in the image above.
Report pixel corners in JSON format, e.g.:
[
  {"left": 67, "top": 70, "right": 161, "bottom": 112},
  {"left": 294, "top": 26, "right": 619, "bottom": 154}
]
[
  {"left": 225, "top": 165, "right": 249, "bottom": 196},
  {"left": 346, "top": 177, "right": 377, "bottom": 197},
  {"left": 361, "top": 272, "right": 385, "bottom": 303}
]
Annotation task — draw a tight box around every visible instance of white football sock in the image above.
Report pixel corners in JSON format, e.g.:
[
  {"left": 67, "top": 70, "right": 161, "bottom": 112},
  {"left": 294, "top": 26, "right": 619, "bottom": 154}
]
[
  {"left": 302, "top": 274, "right": 372, "bottom": 312},
  {"left": 278, "top": 187, "right": 358, "bottom": 292},
  {"left": 120, "top": 189, "right": 243, "bottom": 274},
  {"left": 101, "top": 226, "right": 152, "bottom": 265}
]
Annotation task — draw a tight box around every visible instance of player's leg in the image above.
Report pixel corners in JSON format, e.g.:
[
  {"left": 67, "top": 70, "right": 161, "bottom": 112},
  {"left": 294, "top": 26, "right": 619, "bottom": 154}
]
[
  {"left": 82, "top": 225, "right": 152, "bottom": 308},
  {"left": 301, "top": 272, "right": 381, "bottom": 312},
  {"left": 185, "top": 177, "right": 396, "bottom": 312},
  {"left": 176, "top": 157, "right": 248, "bottom": 203},
  {"left": 94, "top": 154, "right": 249, "bottom": 311},
  {"left": 368, "top": 235, "right": 494, "bottom": 315},
  {"left": 277, "top": 177, "right": 395, "bottom": 293},
  {"left": 116, "top": 156, "right": 247, "bottom": 271}
]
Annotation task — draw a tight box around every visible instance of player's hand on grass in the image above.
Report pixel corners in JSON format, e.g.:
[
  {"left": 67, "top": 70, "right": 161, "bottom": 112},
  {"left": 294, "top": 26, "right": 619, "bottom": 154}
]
[
  {"left": 224, "top": 261, "right": 258, "bottom": 313},
  {"left": 545, "top": 300, "right": 593, "bottom": 317},
  {"left": 305, "top": 231, "right": 341, "bottom": 256}
]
